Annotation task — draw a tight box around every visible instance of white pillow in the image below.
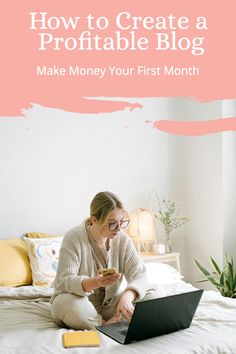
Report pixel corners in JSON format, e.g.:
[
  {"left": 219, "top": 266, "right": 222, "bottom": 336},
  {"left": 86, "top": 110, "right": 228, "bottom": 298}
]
[
  {"left": 23, "top": 237, "right": 63, "bottom": 286},
  {"left": 145, "top": 262, "right": 183, "bottom": 285}
]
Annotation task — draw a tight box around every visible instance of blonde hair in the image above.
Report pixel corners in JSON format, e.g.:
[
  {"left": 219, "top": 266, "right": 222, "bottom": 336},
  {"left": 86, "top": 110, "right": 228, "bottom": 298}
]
[{"left": 88, "top": 191, "right": 124, "bottom": 227}]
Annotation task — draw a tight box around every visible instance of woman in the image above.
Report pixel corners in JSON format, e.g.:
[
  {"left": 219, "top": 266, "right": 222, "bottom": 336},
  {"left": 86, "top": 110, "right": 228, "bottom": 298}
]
[{"left": 51, "top": 191, "right": 156, "bottom": 330}]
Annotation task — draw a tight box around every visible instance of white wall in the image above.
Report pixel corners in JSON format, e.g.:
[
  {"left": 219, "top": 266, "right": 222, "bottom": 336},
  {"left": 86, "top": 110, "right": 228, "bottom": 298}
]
[
  {"left": 0, "top": 99, "right": 168, "bottom": 237},
  {"left": 0, "top": 97, "right": 233, "bottom": 287}
]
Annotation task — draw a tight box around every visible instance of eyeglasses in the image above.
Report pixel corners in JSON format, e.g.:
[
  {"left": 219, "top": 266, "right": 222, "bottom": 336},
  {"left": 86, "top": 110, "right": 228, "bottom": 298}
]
[{"left": 107, "top": 219, "right": 130, "bottom": 231}]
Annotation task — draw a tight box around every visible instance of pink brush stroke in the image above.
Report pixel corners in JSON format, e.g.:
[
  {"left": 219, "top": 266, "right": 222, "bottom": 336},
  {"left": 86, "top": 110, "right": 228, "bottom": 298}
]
[
  {"left": 153, "top": 117, "right": 236, "bottom": 136},
  {"left": 27, "top": 99, "right": 143, "bottom": 115}
]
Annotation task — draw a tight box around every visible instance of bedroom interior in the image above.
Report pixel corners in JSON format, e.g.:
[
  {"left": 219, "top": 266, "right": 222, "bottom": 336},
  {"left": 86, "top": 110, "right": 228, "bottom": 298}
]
[{"left": 0, "top": 97, "right": 236, "bottom": 352}]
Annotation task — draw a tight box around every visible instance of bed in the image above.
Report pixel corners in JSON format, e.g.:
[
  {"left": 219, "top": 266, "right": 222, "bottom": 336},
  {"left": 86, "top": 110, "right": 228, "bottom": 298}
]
[{"left": 1, "top": 237, "right": 236, "bottom": 354}]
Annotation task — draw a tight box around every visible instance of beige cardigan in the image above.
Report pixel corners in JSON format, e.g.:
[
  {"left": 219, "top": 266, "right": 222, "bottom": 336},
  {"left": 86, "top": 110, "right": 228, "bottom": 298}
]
[{"left": 51, "top": 222, "right": 150, "bottom": 305}]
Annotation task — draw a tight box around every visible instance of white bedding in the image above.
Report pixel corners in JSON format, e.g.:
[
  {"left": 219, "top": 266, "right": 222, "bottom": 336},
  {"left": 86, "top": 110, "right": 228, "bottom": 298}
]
[
  {"left": 1, "top": 281, "right": 236, "bottom": 354},
  {"left": 0, "top": 285, "right": 53, "bottom": 301}
]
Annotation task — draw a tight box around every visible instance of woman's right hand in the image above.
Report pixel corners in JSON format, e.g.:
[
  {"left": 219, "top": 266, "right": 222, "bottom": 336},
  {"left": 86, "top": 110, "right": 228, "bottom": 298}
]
[
  {"left": 94, "top": 273, "right": 121, "bottom": 288},
  {"left": 82, "top": 273, "right": 121, "bottom": 292}
]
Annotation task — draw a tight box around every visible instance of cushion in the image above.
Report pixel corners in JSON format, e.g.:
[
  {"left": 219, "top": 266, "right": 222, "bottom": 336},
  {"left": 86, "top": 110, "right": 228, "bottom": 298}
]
[
  {"left": 145, "top": 262, "right": 184, "bottom": 285},
  {"left": 23, "top": 237, "right": 63, "bottom": 286},
  {"left": 0, "top": 238, "right": 32, "bottom": 286},
  {"left": 24, "top": 232, "right": 63, "bottom": 238}
]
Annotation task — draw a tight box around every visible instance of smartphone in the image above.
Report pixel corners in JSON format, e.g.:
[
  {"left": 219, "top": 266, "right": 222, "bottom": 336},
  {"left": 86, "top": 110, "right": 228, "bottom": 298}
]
[{"left": 99, "top": 267, "right": 117, "bottom": 276}]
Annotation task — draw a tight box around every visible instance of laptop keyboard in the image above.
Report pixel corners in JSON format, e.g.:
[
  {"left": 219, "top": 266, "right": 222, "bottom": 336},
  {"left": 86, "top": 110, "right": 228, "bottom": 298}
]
[{"left": 119, "top": 329, "right": 128, "bottom": 336}]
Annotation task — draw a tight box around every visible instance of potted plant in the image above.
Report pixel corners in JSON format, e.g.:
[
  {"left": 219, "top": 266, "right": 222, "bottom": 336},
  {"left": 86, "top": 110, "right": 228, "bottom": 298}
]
[
  {"left": 195, "top": 255, "right": 236, "bottom": 298},
  {"left": 154, "top": 192, "right": 189, "bottom": 253}
]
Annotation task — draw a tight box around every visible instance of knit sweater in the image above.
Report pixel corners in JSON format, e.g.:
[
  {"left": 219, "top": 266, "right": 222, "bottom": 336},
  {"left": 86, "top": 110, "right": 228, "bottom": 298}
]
[{"left": 51, "top": 222, "right": 150, "bottom": 305}]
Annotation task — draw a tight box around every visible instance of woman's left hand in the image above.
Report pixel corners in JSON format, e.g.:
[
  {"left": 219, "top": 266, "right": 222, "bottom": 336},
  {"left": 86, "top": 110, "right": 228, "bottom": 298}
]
[{"left": 115, "top": 290, "right": 138, "bottom": 321}]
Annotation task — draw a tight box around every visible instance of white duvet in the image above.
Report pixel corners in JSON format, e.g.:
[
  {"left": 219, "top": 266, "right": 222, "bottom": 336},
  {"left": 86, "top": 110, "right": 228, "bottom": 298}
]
[{"left": 1, "top": 280, "right": 236, "bottom": 354}]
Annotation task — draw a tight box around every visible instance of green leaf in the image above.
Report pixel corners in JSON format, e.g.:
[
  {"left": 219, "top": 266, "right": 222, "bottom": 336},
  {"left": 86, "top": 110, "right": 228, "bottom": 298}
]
[
  {"left": 233, "top": 274, "right": 236, "bottom": 291},
  {"left": 194, "top": 262, "right": 224, "bottom": 290},
  {"left": 228, "top": 262, "right": 234, "bottom": 279},
  {"left": 224, "top": 261, "right": 234, "bottom": 291},
  {"left": 196, "top": 279, "right": 208, "bottom": 283},
  {"left": 225, "top": 279, "right": 231, "bottom": 290},
  {"left": 194, "top": 260, "right": 211, "bottom": 277},
  {"left": 219, "top": 272, "right": 225, "bottom": 286},
  {"left": 207, "top": 277, "right": 224, "bottom": 289},
  {"left": 210, "top": 257, "right": 221, "bottom": 275},
  {"left": 195, "top": 255, "right": 236, "bottom": 298}
]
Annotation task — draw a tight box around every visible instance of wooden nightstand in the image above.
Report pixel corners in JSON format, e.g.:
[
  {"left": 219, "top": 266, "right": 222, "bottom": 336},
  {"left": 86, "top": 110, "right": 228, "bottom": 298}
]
[{"left": 140, "top": 252, "right": 181, "bottom": 273}]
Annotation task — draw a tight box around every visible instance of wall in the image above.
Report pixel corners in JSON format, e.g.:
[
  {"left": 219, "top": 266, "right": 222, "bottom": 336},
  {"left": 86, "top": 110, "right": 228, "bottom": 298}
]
[{"left": 0, "top": 98, "right": 168, "bottom": 238}]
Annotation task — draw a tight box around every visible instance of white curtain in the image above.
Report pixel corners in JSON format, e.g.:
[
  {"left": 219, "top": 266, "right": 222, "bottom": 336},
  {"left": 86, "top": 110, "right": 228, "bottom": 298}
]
[{"left": 223, "top": 100, "right": 236, "bottom": 256}]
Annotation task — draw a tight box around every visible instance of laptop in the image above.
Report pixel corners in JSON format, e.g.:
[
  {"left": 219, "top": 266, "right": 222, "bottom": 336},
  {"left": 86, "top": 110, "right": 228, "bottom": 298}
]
[{"left": 97, "top": 289, "right": 203, "bottom": 344}]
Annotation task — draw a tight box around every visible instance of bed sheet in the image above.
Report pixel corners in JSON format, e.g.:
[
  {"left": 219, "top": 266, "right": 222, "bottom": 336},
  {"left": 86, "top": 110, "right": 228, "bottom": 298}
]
[
  {"left": 0, "top": 285, "right": 53, "bottom": 301},
  {"left": 1, "top": 281, "right": 236, "bottom": 354}
]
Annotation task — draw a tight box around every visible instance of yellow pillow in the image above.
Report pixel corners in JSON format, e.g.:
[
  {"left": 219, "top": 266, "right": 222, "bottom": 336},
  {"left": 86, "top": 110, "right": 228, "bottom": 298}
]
[
  {"left": 0, "top": 238, "right": 32, "bottom": 287},
  {"left": 25, "top": 232, "right": 63, "bottom": 238}
]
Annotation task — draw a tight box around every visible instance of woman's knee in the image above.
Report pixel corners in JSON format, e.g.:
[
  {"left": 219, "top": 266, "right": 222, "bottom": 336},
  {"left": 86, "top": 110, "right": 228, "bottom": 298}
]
[{"left": 51, "top": 293, "right": 102, "bottom": 330}]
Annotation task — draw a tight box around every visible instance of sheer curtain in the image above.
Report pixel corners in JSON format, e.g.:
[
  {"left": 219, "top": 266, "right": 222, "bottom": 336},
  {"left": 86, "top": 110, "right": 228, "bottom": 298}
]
[
  {"left": 169, "top": 98, "right": 236, "bottom": 287},
  {"left": 156, "top": 98, "right": 224, "bottom": 288},
  {"left": 223, "top": 100, "right": 236, "bottom": 256}
]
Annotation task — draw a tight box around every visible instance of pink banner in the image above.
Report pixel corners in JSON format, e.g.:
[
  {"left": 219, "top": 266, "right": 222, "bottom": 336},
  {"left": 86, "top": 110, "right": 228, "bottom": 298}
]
[{"left": 0, "top": 1, "right": 236, "bottom": 135}]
